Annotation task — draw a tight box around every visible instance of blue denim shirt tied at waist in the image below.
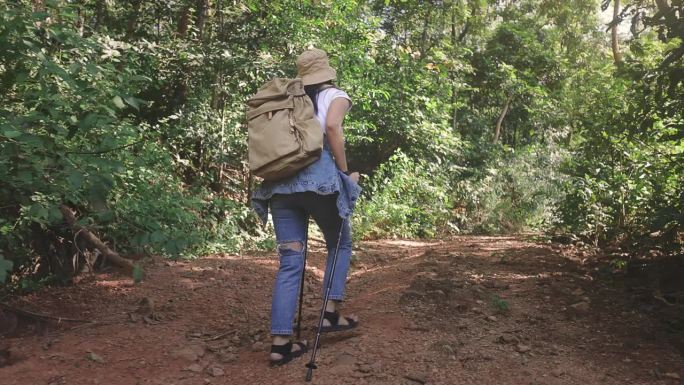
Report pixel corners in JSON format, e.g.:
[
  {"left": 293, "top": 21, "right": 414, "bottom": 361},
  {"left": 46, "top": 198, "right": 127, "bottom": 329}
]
[{"left": 251, "top": 146, "right": 362, "bottom": 224}]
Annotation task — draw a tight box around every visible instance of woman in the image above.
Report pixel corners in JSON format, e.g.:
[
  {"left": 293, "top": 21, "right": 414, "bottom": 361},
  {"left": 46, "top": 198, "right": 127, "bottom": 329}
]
[{"left": 251, "top": 48, "right": 362, "bottom": 366}]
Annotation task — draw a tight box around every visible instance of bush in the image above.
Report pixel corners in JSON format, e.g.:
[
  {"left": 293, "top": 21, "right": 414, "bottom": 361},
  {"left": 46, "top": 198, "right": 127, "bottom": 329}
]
[
  {"left": 456, "top": 144, "right": 567, "bottom": 234},
  {"left": 354, "top": 151, "right": 456, "bottom": 239}
]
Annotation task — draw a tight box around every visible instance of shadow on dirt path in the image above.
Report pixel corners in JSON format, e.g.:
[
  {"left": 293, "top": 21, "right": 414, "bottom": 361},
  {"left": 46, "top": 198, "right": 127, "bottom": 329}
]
[{"left": 1, "top": 236, "right": 681, "bottom": 385}]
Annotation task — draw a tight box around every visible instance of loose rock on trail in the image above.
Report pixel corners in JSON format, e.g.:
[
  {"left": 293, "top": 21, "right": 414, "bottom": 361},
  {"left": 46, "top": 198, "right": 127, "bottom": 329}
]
[{"left": 1, "top": 236, "right": 681, "bottom": 385}]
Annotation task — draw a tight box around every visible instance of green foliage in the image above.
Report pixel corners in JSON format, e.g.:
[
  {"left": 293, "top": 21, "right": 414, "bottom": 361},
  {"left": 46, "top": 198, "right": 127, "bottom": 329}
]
[
  {"left": 1, "top": 3, "right": 150, "bottom": 280},
  {"left": 491, "top": 295, "right": 510, "bottom": 313},
  {"left": 132, "top": 264, "right": 144, "bottom": 284},
  {"left": 0, "top": 255, "right": 13, "bottom": 284},
  {"left": 1, "top": 0, "right": 681, "bottom": 289},
  {"left": 556, "top": 3, "right": 683, "bottom": 252},
  {"left": 354, "top": 151, "right": 456, "bottom": 239},
  {"left": 0, "top": 1, "right": 275, "bottom": 285},
  {"left": 457, "top": 144, "right": 568, "bottom": 234}
]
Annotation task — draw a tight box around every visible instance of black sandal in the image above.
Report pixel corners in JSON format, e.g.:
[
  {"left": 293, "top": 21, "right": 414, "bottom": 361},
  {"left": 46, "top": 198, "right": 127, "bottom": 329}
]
[
  {"left": 269, "top": 341, "right": 308, "bottom": 367},
  {"left": 319, "top": 311, "right": 359, "bottom": 333}
]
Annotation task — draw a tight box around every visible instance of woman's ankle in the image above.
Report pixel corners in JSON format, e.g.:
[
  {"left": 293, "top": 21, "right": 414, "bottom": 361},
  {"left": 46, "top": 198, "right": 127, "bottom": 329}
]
[
  {"left": 272, "top": 335, "right": 290, "bottom": 345},
  {"left": 325, "top": 300, "right": 339, "bottom": 313}
]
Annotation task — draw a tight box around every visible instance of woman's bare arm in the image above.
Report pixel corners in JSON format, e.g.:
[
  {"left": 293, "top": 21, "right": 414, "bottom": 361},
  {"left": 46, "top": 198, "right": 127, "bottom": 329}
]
[
  {"left": 326, "top": 98, "right": 350, "bottom": 169},
  {"left": 326, "top": 97, "right": 359, "bottom": 182}
]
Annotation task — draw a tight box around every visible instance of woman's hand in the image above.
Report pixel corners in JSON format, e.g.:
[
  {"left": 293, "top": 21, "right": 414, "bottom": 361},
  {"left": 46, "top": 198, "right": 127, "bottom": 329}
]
[{"left": 348, "top": 172, "right": 360, "bottom": 183}]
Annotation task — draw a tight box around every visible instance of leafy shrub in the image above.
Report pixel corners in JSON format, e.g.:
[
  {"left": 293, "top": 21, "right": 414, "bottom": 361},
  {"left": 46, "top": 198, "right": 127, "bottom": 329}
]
[
  {"left": 0, "top": 5, "right": 149, "bottom": 282},
  {"left": 354, "top": 151, "right": 456, "bottom": 239},
  {"left": 456, "top": 144, "right": 567, "bottom": 234}
]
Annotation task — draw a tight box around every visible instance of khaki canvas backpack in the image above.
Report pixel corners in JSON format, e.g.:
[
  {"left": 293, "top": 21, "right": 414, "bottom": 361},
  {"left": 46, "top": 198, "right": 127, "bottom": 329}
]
[{"left": 246, "top": 78, "right": 323, "bottom": 181}]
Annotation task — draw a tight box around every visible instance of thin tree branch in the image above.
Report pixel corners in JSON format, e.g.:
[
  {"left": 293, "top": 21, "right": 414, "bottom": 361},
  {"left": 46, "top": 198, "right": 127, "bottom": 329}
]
[{"left": 0, "top": 302, "right": 90, "bottom": 323}]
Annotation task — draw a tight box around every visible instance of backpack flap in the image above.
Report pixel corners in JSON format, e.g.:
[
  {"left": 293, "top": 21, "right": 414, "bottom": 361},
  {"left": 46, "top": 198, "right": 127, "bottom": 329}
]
[{"left": 248, "top": 103, "right": 300, "bottom": 172}]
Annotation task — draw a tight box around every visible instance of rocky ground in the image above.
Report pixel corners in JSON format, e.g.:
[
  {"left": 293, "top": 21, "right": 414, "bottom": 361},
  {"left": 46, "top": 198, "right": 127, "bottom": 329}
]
[{"left": 1, "top": 235, "right": 682, "bottom": 385}]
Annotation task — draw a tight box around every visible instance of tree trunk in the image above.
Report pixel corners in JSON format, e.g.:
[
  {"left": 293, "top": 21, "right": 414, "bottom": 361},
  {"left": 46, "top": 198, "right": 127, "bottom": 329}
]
[
  {"left": 420, "top": 8, "right": 432, "bottom": 57},
  {"left": 458, "top": 23, "right": 470, "bottom": 42},
  {"left": 611, "top": 0, "right": 623, "bottom": 65},
  {"left": 59, "top": 205, "right": 135, "bottom": 273},
  {"left": 126, "top": 0, "right": 142, "bottom": 38},
  {"left": 512, "top": 122, "right": 518, "bottom": 147},
  {"left": 76, "top": 6, "right": 84, "bottom": 37},
  {"left": 654, "top": 0, "right": 673, "bottom": 15},
  {"left": 450, "top": 8, "right": 458, "bottom": 134},
  {"left": 195, "top": 0, "right": 209, "bottom": 40},
  {"left": 94, "top": 0, "right": 107, "bottom": 31},
  {"left": 493, "top": 95, "right": 513, "bottom": 144},
  {"left": 177, "top": 4, "right": 191, "bottom": 38}
]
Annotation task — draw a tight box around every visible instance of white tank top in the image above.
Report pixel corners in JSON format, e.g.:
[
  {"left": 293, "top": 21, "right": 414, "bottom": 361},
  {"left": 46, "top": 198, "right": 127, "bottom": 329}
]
[{"left": 314, "top": 88, "right": 352, "bottom": 134}]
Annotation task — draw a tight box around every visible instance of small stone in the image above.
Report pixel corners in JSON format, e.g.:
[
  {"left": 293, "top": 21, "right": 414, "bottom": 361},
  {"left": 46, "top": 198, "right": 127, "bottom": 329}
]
[
  {"left": 208, "top": 366, "right": 224, "bottom": 377},
  {"left": 251, "top": 341, "right": 264, "bottom": 352},
  {"left": 551, "top": 368, "right": 566, "bottom": 377},
  {"left": 85, "top": 352, "right": 105, "bottom": 363},
  {"left": 663, "top": 373, "right": 680, "bottom": 380},
  {"left": 173, "top": 347, "right": 199, "bottom": 362},
  {"left": 515, "top": 344, "right": 531, "bottom": 353},
  {"left": 486, "top": 315, "right": 498, "bottom": 322},
  {"left": 497, "top": 334, "right": 519, "bottom": 344},
  {"left": 404, "top": 372, "right": 427, "bottom": 384},
  {"left": 187, "top": 363, "right": 203, "bottom": 373},
  {"left": 219, "top": 352, "right": 237, "bottom": 363},
  {"left": 432, "top": 340, "right": 456, "bottom": 356},
  {"left": 571, "top": 288, "right": 585, "bottom": 296},
  {"left": 351, "top": 371, "right": 372, "bottom": 379},
  {"left": 190, "top": 343, "right": 206, "bottom": 358},
  {"left": 569, "top": 302, "right": 590, "bottom": 313}
]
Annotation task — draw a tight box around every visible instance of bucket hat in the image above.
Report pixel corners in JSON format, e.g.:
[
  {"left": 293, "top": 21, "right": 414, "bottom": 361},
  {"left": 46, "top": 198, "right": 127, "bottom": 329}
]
[{"left": 296, "top": 48, "right": 337, "bottom": 86}]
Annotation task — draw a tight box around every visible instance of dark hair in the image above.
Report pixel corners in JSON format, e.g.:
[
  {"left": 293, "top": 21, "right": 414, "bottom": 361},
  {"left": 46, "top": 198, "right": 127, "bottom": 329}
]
[{"left": 304, "top": 81, "right": 334, "bottom": 114}]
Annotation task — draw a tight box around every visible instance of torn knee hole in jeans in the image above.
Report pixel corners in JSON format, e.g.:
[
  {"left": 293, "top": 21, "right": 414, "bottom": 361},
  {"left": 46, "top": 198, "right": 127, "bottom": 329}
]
[{"left": 278, "top": 241, "right": 304, "bottom": 254}]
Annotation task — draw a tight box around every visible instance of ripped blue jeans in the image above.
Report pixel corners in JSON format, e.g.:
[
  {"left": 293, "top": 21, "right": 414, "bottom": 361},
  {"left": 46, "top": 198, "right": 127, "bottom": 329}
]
[{"left": 269, "top": 192, "right": 352, "bottom": 336}]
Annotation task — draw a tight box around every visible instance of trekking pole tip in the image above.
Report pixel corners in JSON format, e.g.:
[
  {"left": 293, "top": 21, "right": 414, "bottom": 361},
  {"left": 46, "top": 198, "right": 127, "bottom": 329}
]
[{"left": 305, "top": 367, "right": 313, "bottom": 382}]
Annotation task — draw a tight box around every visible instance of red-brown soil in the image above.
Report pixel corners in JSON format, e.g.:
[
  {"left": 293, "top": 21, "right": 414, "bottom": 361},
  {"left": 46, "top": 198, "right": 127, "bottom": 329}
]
[{"left": 1, "top": 236, "right": 682, "bottom": 385}]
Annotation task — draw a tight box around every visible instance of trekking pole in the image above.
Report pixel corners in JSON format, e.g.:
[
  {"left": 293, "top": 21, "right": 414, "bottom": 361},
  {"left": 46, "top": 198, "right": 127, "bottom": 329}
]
[
  {"left": 296, "top": 219, "right": 310, "bottom": 340},
  {"left": 305, "top": 218, "right": 346, "bottom": 382}
]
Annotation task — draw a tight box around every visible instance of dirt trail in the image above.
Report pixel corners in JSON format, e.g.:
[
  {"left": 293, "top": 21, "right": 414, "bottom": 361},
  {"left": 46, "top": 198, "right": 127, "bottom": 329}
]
[{"left": 1, "top": 236, "right": 682, "bottom": 385}]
